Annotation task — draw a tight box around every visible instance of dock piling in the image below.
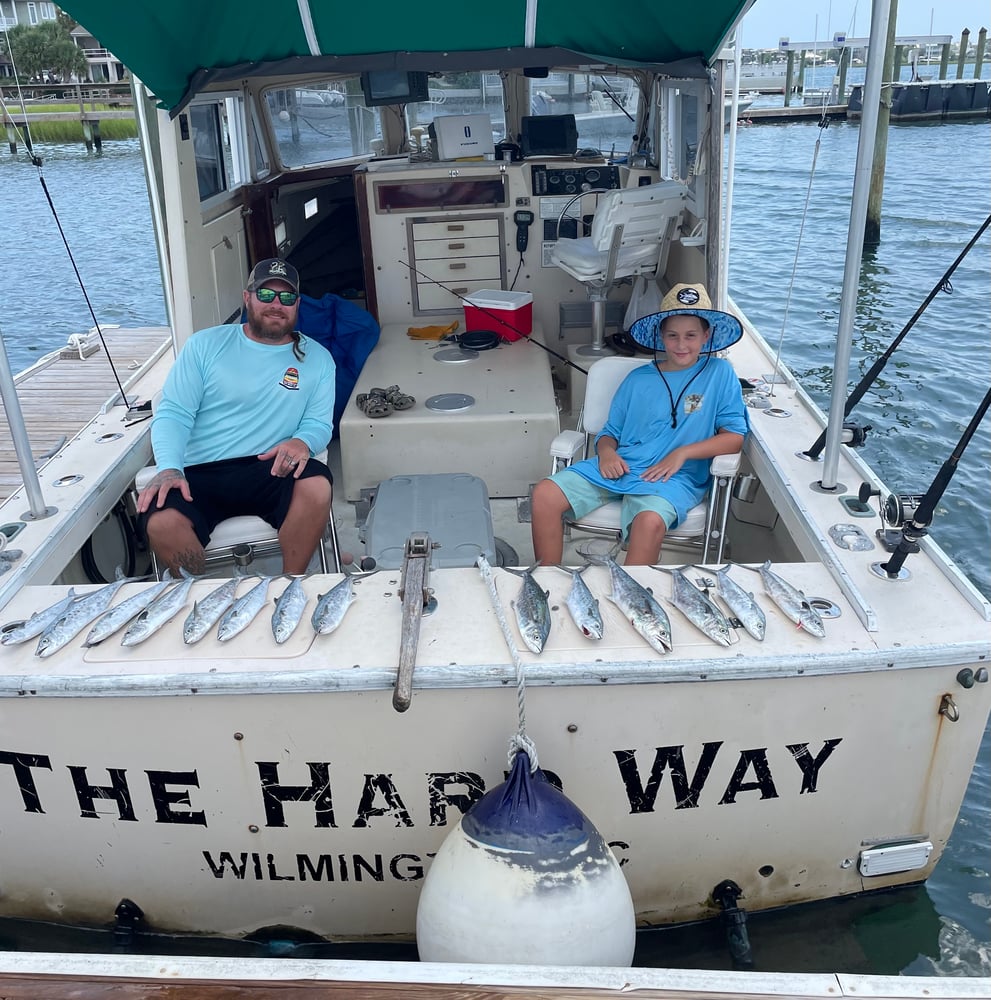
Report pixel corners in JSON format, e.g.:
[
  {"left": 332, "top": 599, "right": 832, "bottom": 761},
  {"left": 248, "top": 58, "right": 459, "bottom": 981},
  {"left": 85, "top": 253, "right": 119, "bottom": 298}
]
[
  {"left": 955, "top": 29, "right": 970, "bottom": 79},
  {"left": 865, "top": 0, "right": 899, "bottom": 247},
  {"left": 975, "top": 28, "right": 987, "bottom": 78},
  {"left": 5, "top": 125, "right": 15, "bottom": 155}
]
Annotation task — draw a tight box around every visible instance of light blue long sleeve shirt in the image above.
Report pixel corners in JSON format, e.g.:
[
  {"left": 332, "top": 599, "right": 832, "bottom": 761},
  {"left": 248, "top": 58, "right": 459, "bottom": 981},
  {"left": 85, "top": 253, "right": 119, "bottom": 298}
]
[{"left": 152, "top": 324, "right": 336, "bottom": 473}]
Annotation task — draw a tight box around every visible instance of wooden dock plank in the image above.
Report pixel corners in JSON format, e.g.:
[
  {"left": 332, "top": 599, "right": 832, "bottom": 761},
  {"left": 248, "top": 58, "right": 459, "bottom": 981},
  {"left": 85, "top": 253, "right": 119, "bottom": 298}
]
[
  {"left": 0, "top": 327, "right": 170, "bottom": 504},
  {"left": 0, "top": 974, "right": 824, "bottom": 999}
]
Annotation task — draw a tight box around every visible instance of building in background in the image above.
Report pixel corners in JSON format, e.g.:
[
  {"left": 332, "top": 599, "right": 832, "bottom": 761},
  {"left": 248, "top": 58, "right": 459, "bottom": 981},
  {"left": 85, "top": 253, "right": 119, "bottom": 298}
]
[{"left": 0, "top": 1, "right": 124, "bottom": 83}]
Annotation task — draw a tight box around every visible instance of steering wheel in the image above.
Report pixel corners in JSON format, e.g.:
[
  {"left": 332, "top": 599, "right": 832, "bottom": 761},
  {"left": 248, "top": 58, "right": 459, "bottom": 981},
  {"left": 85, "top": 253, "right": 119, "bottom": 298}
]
[{"left": 553, "top": 187, "right": 612, "bottom": 242}]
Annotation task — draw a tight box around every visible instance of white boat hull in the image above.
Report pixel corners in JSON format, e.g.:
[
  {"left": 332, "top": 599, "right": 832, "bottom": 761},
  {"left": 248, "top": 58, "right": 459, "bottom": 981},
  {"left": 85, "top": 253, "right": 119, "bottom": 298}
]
[{"left": 1, "top": 575, "right": 986, "bottom": 939}]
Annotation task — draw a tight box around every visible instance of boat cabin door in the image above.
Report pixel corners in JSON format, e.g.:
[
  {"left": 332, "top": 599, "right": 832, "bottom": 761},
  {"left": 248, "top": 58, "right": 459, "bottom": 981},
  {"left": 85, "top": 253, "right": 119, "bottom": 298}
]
[{"left": 155, "top": 91, "right": 255, "bottom": 348}]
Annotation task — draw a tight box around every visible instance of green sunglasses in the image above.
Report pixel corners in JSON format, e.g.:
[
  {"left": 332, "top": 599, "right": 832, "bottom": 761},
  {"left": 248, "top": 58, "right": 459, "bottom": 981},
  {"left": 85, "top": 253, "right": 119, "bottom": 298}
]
[{"left": 255, "top": 287, "right": 299, "bottom": 306}]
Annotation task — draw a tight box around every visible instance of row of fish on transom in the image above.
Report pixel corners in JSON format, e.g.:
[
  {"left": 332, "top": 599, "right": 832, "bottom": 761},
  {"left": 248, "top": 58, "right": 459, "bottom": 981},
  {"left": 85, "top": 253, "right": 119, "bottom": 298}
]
[
  {"left": 508, "top": 557, "right": 828, "bottom": 655},
  {"left": 0, "top": 571, "right": 357, "bottom": 657}
]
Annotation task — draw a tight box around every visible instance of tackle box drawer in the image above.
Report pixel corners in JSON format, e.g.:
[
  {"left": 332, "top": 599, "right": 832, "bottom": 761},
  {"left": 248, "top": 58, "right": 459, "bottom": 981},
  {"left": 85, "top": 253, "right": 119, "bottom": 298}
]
[
  {"left": 411, "top": 218, "right": 500, "bottom": 241},
  {"left": 413, "top": 235, "right": 502, "bottom": 260}
]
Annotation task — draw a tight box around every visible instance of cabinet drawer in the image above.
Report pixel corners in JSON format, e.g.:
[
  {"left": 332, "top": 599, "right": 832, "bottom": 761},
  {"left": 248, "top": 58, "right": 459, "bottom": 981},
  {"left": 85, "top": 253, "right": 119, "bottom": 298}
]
[
  {"left": 414, "top": 235, "right": 501, "bottom": 261},
  {"left": 412, "top": 218, "right": 500, "bottom": 241},
  {"left": 415, "top": 255, "right": 502, "bottom": 283},
  {"left": 416, "top": 278, "right": 503, "bottom": 312}
]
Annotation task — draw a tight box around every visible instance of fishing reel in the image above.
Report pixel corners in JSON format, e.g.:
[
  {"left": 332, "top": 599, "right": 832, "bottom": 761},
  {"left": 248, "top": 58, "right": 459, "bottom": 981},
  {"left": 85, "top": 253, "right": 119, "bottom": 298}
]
[{"left": 858, "top": 484, "right": 927, "bottom": 552}]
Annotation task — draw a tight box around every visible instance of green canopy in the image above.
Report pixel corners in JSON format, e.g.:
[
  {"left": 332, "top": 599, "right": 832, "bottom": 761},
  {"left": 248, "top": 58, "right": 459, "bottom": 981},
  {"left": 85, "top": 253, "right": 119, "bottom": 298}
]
[{"left": 60, "top": 0, "right": 751, "bottom": 113}]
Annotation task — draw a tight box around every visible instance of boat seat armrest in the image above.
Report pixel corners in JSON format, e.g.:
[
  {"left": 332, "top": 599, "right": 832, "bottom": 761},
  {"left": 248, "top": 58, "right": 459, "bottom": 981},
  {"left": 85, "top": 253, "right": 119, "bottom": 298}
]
[
  {"left": 710, "top": 453, "right": 741, "bottom": 476},
  {"left": 550, "top": 429, "right": 586, "bottom": 464}
]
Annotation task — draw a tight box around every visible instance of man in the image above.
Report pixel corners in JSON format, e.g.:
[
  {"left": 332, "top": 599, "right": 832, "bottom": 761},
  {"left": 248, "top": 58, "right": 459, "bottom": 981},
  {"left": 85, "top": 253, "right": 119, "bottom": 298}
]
[
  {"left": 137, "top": 259, "right": 336, "bottom": 575},
  {"left": 531, "top": 283, "right": 747, "bottom": 566}
]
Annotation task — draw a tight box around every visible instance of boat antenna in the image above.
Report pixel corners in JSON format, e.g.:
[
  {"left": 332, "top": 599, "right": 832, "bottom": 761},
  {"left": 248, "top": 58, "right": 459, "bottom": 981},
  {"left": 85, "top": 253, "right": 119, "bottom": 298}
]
[
  {"left": 872, "top": 384, "right": 991, "bottom": 580},
  {"left": 397, "top": 259, "right": 589, "bottom": 374},
  {"left": 596, "top": 74, "right": 636, "bottom": 123},
  {"left": 802, "top": 212, "right": 991, "bottom": 459}
]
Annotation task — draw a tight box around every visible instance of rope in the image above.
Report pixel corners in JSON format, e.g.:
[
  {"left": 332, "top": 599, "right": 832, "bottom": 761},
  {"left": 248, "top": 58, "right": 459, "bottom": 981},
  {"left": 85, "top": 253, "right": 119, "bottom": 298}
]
[
  {"left": 767, "top": 117, "right": 828, "bottom": 395},
  {"left": 476, "top": 555, "right": 539, "bottom": 773}
]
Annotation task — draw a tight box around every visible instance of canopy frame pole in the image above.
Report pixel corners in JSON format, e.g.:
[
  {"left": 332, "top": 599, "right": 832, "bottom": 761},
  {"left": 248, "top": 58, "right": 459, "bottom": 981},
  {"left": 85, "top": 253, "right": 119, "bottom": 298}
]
[
  {"left": 0, "top": 324, "right": 56, "bottom": 520},
  {"left": 820, "top": 0, "right": 892, "bottom": 490}
]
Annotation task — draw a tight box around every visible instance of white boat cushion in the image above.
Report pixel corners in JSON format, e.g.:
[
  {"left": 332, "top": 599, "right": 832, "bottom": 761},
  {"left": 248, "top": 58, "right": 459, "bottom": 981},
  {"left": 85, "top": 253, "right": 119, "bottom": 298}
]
[{"left": 569, "top": 497, "right": 707, "bottom": 539}]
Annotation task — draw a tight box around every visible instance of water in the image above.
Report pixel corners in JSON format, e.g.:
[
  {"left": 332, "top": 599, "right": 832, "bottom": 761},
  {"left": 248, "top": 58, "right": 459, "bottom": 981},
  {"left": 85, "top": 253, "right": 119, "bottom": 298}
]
[{"left": 0, "top": 119, "right": 988, "bottom": 975}]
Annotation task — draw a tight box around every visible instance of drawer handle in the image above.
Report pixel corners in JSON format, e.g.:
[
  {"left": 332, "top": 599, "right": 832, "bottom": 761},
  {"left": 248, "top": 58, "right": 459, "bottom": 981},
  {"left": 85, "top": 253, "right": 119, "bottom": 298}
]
[
  {"left": 447, "top": 242, "right": 466, "bottom": 250},
  {"left": 449, "top": 262, "right": 467, "bottom": 270},
  {"left": 446, "top": 225, "right": 465, "bottom": 232},
  {"left": 452, "top": 287, "right": 469, "bottom": 294}
]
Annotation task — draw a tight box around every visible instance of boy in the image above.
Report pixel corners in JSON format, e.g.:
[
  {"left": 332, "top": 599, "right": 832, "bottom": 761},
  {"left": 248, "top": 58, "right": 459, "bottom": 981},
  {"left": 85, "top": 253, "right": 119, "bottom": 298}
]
[{"left": 531, "top": 283, "right": 747, "bottom": 565}]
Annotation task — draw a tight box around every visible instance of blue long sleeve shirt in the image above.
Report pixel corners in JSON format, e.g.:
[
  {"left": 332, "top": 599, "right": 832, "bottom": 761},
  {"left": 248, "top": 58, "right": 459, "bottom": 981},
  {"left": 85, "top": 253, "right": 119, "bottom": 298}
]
[{"left": 152, "top": 323, "right": 336, "bottom": 473}]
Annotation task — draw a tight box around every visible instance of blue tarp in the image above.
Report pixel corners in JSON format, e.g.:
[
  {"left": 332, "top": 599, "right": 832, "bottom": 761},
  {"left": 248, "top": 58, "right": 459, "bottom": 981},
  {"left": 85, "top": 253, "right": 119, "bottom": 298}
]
[{"left": 297, "top": 293, "right": 380, "bottom": 436}]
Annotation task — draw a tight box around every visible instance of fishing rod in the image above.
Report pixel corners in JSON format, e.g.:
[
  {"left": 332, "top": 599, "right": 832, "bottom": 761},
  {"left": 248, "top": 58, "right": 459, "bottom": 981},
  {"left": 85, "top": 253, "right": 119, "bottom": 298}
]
[
  {"left": 397, "top": 259, "right": 590, "bottom": 374},
  {"left": 803, "top": 212, "right": 991, "bottom": 460},
  {"left": 872, "top": 383, "right": 991, "bottom": 579}
]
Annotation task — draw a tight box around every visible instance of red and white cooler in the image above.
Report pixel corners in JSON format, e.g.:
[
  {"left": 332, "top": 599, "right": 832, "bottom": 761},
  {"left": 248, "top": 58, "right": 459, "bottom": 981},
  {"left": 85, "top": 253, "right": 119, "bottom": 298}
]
[{"left": 463, "top": 289, "right": 533, "bottom": 341}]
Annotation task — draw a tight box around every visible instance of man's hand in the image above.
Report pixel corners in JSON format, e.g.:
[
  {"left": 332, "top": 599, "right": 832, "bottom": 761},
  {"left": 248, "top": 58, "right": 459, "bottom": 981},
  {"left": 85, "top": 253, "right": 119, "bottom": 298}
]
[
  {"left": 641, "top": 447, "right": 687, "bottom": 483},
  {"left": 259, "top": 438, "right": 309, "bottom": 478},
  {"left": 137, "top": 468, "right": 191, "bottom": 513}
]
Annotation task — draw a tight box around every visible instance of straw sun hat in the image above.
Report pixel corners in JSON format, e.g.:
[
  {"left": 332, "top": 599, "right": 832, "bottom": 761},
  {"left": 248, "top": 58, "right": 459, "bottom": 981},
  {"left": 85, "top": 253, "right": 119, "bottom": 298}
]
[{"left": 629, "top": 283, "right": 743, "bottom": 353}]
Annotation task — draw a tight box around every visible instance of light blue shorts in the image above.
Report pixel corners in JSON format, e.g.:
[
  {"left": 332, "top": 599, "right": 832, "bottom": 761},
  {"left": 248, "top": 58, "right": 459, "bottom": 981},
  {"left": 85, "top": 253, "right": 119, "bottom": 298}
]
[{"left": 551, "top": 468, "right": 678, "bottom": 540}]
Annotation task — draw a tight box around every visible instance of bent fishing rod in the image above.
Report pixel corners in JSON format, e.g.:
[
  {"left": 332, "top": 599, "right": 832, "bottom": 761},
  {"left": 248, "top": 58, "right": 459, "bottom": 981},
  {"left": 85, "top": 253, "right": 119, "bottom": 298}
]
[
  {"left": 877, "top": 383, "right": 991, "bottom": 578},
  {"left": 803, "top": 212, "right": 991, "bottom": 460},
  {"left": 397, "top": 259, "right": 590, "bottom": 375}
]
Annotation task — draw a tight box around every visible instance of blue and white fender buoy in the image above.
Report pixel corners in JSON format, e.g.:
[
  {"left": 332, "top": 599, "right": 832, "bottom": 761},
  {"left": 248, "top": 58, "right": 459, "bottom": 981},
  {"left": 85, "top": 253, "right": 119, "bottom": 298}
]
[{"left": 416, "top": 748, "right": 635, "bottom": 966}]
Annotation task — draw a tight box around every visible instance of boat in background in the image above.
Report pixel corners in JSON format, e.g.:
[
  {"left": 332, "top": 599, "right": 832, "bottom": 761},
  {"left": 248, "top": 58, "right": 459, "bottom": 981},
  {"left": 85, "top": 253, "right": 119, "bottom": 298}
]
[{"left": 0, "top": 0, "right": 988, "bottom": 993}]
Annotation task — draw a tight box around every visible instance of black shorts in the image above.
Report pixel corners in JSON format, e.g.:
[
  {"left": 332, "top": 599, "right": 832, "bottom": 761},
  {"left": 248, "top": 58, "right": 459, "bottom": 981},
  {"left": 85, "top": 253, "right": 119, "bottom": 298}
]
[{"left": 139, "top": 455, "right": 333, "bottom": 548}]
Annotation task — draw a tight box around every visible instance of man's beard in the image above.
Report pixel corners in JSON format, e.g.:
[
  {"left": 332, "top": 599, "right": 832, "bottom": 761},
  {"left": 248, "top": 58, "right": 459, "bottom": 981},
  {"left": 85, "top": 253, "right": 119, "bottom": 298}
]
[{"left": 245, "top": 300, "right": 296, "bottom": 342}]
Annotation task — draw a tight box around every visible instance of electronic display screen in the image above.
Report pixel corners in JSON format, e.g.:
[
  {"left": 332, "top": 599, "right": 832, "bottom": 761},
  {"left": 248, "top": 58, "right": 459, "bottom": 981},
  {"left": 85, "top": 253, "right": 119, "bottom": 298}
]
[
  {"left": 519, "top": 114, "right": 578, "bottom": 157},
  {"left": 361, "top": 71, "right": 429, "bottom": 107}
]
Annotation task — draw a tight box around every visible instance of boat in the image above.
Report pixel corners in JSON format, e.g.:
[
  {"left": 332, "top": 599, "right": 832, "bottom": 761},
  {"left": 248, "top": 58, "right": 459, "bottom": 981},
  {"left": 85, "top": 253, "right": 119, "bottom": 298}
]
[{"left": 0, "top": 0, "right": 989, "bottom": 991}]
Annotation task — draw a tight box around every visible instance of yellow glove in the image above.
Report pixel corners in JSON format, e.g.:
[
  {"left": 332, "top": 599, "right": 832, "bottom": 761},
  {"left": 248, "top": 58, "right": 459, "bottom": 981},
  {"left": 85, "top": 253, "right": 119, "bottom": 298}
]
[{"left": 407, "top": 321, "right": 459, "bottom": 341}]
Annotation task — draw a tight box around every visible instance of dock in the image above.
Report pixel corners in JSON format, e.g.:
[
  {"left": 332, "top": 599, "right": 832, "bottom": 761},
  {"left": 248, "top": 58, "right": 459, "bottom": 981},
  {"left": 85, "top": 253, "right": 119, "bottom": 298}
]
[
  {"left": 1, "top": 82, "right": 134, "bottom": 151},
  {"left": 0, "top": 327, "right": 171, "bottom": 505}
]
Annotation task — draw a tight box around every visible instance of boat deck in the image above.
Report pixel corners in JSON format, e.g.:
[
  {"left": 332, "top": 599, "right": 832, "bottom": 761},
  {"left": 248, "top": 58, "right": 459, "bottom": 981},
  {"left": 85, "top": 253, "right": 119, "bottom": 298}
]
[{"left": 0, "top": 327, "right": 171, "bottom": 504}]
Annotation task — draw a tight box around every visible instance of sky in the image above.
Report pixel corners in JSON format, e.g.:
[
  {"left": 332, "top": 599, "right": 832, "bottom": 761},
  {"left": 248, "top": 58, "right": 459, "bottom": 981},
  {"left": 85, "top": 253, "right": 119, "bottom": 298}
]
[{"left": 740, "top": 0, "right": 986, "bottom": 49}]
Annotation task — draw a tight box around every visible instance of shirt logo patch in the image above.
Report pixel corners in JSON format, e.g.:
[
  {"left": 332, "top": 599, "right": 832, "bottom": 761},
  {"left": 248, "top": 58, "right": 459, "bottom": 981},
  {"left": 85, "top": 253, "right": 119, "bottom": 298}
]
[
  {"left": 684, "top": 393, "right": 704, "bottom": 414},
  {"left": 280, "top": 367, "right": 300, "bottom": 390}
]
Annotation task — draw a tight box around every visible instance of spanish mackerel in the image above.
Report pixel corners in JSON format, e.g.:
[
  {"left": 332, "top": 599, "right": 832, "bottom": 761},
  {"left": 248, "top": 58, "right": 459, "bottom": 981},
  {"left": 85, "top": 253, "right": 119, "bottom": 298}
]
[
  {"left": 311, "top": 575, "right": 356, "bottom": 635},
  {"left": 747, "top": 561, "right": 826, "bottom": 638},
  {"left": 2, "top": 588, "right": 78, "bottom": 645},
  {"left": 556, "top": 565, "right": 603, "bottom": 640},
  {"left": 218, "top": 576, "right": 273, "bottom": 642},
  {"left": 182, "top": 577, "right": 240, "bottom": 644},
  {"left": 35, "top": 577, "right": 133, "bottom": 658},
  {"left": 272, "top": 576, "right": 309, "bottom": 644},
  {"left": 121, "top": 571, "right": 198, "bottom": 647},
  {"left": 699, "top": 564, "right": 766, "bottom": 641},
  {"left": 506, "top": 564, "right": 551, "bottom": 654},
  {"left": 85, "top": 576, "right": 174, "bottom": 646},
  {"left": 595, "top": 556, "right": 672, "bottom": 654},
  {"left": 655, "top": 566, "right": 732, "bottom": 647}
]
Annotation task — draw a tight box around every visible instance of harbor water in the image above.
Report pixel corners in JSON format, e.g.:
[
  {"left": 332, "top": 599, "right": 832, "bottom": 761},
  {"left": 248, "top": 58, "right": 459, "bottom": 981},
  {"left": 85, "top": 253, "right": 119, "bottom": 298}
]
[{"left": 0, "top": 112, "right": 988, "bottom": 974}]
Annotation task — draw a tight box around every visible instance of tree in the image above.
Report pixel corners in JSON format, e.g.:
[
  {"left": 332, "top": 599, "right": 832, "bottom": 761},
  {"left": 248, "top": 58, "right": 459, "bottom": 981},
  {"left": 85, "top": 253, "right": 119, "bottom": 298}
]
[{"left": 2, "top": 22, "right": 88, "bottom": 83}]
